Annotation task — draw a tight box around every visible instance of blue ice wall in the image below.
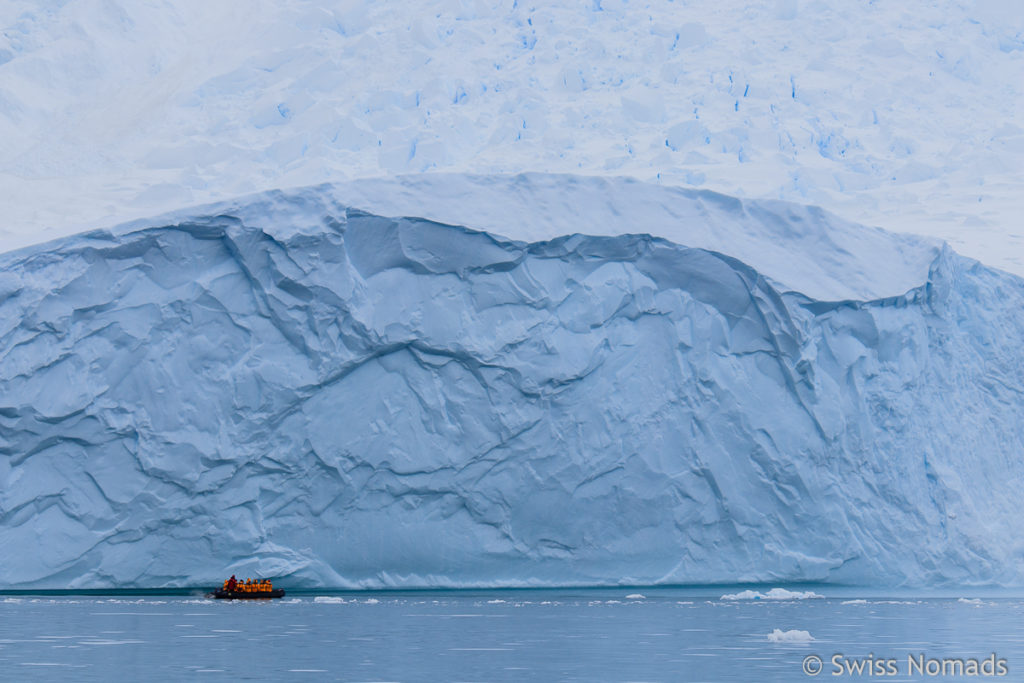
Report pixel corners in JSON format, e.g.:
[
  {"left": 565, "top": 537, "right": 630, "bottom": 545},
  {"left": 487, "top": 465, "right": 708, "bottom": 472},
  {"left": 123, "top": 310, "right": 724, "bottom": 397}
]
[{"left": 1, "top": 183, "right": 1022, "bottom": 589}]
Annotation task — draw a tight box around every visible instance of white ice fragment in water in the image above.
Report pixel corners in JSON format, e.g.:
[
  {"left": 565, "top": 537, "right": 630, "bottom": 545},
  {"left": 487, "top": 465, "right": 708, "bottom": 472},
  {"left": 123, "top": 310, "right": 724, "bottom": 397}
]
[
  {"left": 841, "top": 599, "right": 868, "bottom": 605},
  {"left": 721, "top": 588, "right": 824, "bottom": 601},
  {"left": 313, "top": 597, "right": 346, "bottom": 604},
  {"left": 767, "top": 629, "right": 815, "bottom": 643},
  {"left": 625, "top": 594, "right": 646, "bottom": 599},
  {"left": 958, "top": 598, "right": 984, "bottom": 605}
]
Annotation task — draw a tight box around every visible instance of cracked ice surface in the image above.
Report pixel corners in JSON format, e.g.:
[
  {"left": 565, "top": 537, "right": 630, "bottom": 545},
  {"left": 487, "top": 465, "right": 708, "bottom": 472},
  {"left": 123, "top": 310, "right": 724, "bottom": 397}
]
[
  {"left": 1, "top": 177, "right": 1023, "bottom": 589},
  {"left": 2, "top": 1, "right": 1023, "bottom": 275}
]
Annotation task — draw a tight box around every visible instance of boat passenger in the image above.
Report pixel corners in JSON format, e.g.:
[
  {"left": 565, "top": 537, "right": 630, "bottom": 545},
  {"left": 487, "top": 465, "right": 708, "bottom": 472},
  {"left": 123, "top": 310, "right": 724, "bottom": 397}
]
[{"left": 227, "top": 575, "right": 238, "bottom": 592}]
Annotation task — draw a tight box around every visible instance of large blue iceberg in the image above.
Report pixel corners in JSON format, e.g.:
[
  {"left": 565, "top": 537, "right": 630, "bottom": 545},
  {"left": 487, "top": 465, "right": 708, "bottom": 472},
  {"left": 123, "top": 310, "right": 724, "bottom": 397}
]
[{"left": 1, "top": 174, "right": 1022, "bottom": 589}]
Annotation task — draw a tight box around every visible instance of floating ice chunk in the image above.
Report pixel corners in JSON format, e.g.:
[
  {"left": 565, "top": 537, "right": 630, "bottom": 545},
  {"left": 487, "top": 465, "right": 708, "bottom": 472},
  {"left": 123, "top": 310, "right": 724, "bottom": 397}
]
[
  {"left": 767, "top": 629, "right": 815, "bottom": 643},
  {"left": 841, "top": 599, "right": 868, "bottom": 605},
  {"left": 958, "top": 598, "right": 984, "bottom": 605},
  {"left": 313, "top": 597, "right": 346, "bottom": 604},
  {"left": 721, "top": 588, "right": 824, "bottom": 601},
  {"left": 720, "top": 590, "right": 763, "bottom": 600},
  {"left": 625, "top": 594, "right": 646, "bottom": 599}
]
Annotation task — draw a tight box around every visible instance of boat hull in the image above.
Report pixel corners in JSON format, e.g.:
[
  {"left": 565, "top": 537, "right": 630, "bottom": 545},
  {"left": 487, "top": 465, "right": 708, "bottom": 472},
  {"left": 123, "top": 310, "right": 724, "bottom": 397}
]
[{"left": 208, "top": 589, "right": 285, "bottom": 599}]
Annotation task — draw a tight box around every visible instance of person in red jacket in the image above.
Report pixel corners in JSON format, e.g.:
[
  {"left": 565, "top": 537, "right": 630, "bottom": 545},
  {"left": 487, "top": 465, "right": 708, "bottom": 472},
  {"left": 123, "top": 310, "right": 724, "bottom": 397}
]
[{"left": 226, "top": 575, "right": 238, "bottom": 592}]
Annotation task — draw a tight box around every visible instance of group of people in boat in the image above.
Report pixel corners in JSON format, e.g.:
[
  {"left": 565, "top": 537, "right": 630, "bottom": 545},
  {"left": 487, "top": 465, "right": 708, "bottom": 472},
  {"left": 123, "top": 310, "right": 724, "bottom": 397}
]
[{"left": 222, "top": 574, "right": 273, "bottom": 593}]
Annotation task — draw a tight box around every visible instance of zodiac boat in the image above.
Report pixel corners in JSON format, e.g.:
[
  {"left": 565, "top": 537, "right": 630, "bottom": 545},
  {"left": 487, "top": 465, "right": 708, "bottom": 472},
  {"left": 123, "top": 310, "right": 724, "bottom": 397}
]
[{"left": 208, "top": 587, "right": 285, "bottom": 599}]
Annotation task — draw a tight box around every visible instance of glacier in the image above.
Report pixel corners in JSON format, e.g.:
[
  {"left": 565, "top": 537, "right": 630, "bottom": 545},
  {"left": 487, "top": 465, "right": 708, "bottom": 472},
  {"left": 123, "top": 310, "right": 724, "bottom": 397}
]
[
  {"left": 1, "top": 174, "right": 1023, "bottom": 589},
  {"left": 2, "top": 1, "right": 1024, "bottom": 275}
]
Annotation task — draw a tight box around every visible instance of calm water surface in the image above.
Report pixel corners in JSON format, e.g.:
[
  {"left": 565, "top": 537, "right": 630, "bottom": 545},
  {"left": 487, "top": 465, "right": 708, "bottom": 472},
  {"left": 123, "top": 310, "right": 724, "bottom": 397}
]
[{"left": 0, "top": 588, "right": 1021, "bottom": 681}]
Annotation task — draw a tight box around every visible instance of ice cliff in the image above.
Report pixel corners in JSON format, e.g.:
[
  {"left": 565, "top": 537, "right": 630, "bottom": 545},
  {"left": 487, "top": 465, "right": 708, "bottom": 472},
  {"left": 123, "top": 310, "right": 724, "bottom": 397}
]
[{"left": 1, "top": 175, "right": 1022, "bottom": 589}]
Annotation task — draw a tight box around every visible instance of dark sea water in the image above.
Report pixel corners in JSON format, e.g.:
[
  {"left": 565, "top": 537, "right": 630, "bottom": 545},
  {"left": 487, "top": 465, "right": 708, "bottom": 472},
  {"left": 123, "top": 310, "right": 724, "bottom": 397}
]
[{"left": 0, "top": 588, "right": 1021, "bottom": 681}]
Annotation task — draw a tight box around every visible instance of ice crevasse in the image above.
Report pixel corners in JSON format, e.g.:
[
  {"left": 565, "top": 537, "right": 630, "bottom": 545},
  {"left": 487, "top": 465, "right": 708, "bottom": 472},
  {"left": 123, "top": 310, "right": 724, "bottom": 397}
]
[{"left": 0, "top": 174, "right": 1022, "bottom": 589}]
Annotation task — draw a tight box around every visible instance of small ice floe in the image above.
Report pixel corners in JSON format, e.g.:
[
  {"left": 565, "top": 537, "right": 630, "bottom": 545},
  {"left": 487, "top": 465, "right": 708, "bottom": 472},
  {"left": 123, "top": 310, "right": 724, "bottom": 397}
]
[
  {"left": 487, "top": 599, "right": 506, "bottom": 604},
  {"left": 721, "top": 588, "right": 824, "bottom": 601},
  {"left": 77, "top": 638, "right": 145, "bottom": 646},
  {"left": 841, "top": 599, "right": 868, "bottom": 605},
  {"left": 958, "top": 598, "right": 984, "bottom": 605},
  {"left": 20, "top": 663, "right": 74, "bottom": 667},
  {"left": 767, "top": 629, "right": 815, "bottom": 643},
  {"left": 363, "top": 598, "right": 380, "bottom": 604},
  {"left": 313, "top": 597, "right": 346, "bottom": 604},
  {"left": 625, "top": 594, "right": 646, "bottom": 600}
]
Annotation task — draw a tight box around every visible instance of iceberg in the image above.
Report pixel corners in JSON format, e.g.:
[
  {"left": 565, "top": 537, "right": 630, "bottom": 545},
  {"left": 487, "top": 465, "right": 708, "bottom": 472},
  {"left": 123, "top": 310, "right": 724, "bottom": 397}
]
[
  {"left": 767, "top": 629, "right": 814, "bottom": 643},
  {"left": 721, "top": 589, "right": 823, "bottom": 601},
  {"left": 1, "top": 175, "right": 1023, "bottom": 590}
]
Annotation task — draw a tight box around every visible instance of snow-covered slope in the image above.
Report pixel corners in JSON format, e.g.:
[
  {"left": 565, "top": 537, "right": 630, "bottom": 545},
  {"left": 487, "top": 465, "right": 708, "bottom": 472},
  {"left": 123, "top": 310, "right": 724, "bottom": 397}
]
[
  {"left": 1, "top": 1, "right": 1023, "bottom": 273},
  {"left": 321, "top": 173, "right": 941, "bottom": 301},
  {"left": 1, "top": 178, "right": 1022, "bottom": 589}
]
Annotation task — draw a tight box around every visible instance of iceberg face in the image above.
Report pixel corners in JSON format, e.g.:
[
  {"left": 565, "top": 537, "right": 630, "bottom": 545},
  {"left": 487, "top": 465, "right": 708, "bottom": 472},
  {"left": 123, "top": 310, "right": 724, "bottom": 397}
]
[{"left": 1, "top": 177, "right": 1023, "bottom": 589}]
